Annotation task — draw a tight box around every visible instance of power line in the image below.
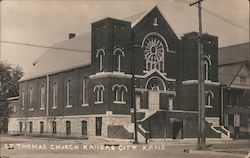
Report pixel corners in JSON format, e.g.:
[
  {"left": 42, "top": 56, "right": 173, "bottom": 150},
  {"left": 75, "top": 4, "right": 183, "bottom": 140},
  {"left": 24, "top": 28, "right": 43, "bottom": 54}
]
[
  {"left": 201, "top": 7, "right": 249, "bottom": 32},
  {"left": 0, "top": 40, "right": 91, "bottom": 53},
  {"left": 174, "top": 0, "right": 248, "bottom": 32}
]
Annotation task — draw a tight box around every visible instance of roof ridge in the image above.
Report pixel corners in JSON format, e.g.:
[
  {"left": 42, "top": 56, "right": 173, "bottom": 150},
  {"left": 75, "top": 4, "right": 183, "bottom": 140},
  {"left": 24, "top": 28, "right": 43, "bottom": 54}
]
[
  {"left": 124, "top": 10, "right": 147, "bottom": 20},
  {"left": 219, "top": 42, "right": 250, "bottom": 49}
]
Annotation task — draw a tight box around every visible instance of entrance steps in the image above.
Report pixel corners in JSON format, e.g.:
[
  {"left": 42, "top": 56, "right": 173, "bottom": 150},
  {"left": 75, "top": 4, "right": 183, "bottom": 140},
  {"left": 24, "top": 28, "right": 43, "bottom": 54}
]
[
  {"left": 206, "top": 117, "right": 232, "bottom": 140},
  {"left": 137, "top": 109, "right": 157, "bottom": 122},
  {"left": 124, "top": 123, "right": 146, "bottom": 143}
]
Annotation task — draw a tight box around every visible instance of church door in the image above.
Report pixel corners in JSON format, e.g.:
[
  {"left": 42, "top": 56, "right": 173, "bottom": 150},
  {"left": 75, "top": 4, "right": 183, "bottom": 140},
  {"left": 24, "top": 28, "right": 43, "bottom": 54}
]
[{"left": 148, "top": 85, "right": 160, "bottom": 110}]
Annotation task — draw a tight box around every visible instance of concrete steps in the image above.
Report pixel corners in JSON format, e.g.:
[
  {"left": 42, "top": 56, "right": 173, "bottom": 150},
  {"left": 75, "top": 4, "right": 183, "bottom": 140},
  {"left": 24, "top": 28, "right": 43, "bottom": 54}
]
[
  {"left": 124, "top": 123, "right": 146, "bottom": 143},
  {"left": 206, "top": 117, "right": 232, "bottom": 140}
]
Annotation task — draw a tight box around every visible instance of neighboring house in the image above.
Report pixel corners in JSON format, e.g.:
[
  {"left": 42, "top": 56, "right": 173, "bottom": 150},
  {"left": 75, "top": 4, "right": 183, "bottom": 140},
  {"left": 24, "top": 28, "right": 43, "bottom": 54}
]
[
  {"left": 7, "top": 6, "right": 249, "bottom": 140},
  {"left": 219, "top": 42, "right": 250, "bottom": 139}
]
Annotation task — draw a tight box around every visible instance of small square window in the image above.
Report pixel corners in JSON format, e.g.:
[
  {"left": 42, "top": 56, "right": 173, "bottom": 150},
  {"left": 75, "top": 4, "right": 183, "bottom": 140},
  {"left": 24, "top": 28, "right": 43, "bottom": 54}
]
[{"left": 240, "top": 76, "right": 246, "bottom": 84}]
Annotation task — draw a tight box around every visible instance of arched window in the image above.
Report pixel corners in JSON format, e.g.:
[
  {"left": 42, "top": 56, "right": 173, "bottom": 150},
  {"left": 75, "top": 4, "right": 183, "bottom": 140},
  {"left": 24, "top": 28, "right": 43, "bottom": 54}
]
[
  {"left": 112, "top": 84, "right": 128, "bottom": 103},
  {"left": 29, "top": 87, "right": 33, "bottom": 109},
  {"left": 203, "top": 55, "right": 212, "bottom": 80},
  {"left": 204, "top": 60, "right": 209, "bottom": 80},
  {"left": 94, "top": 85, "right": 104, "bottom": 103},
  {"left": 81, "top": 121, "right": 87, "bottom": 136},
  {"left": 40, "top": 85, "right": 46, "bottom": 110},
  {"left": 113, "top": 48, "right": 124, "bottom": 72},
  {"left": 29, "top": 122, "right": 33, "bottom": 133},
  {"left": 52, "top": 121, "right": 56, "bottom": 134},
  {"left": 120, "top": 86, "right": 127, "bottom": 102},
  {"left": 19, "top": 122, "right": 22, "bottom": 133},
  {"left": 82, "top": 78, "right": 88, "bottom": 105},
  {"left": 40, "top": 121, "right": 44, "bottom": 134},
  {"left": 22, "top": 90, "right": 25, "bottom": 109},
  {"left": 115, "top": 88, "right": 119, "bottom": 102},
  {"left": 146, "top": 76, "right": 166, "bottom": 91},
  {"left": 52, "top": 83, "right": 58, "bottom": 109},
  {"left": 66, "top": 121, "right": 71, "bottom": 135},
  {"left": 96, "top": 48, "right": 105, "bottom": 72},
  {"left": 205, "top": 90, "right": 214, "bottom": 108},
  {"left": 66, "top": 80, "right": 72, "bottom": 107}
]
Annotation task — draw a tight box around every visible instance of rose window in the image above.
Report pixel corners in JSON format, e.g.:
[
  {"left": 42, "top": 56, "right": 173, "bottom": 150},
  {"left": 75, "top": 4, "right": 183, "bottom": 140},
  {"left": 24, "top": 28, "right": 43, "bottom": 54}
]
[{"left": 143, "top": 37, "right": 164, "bottom": 71}]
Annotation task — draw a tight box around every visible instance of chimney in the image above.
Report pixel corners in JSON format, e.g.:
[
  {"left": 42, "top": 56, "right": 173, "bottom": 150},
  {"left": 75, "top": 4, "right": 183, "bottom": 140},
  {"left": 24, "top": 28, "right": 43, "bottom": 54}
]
[{"left": 69, "top": 33, "right": 76, "bottom": 39}]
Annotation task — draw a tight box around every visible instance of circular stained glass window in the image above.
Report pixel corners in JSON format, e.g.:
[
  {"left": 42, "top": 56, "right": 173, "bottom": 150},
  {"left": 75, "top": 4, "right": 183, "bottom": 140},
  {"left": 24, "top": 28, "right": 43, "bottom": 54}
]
[{"left": 143, "top": 36, "right": 164, "bottom": 71}]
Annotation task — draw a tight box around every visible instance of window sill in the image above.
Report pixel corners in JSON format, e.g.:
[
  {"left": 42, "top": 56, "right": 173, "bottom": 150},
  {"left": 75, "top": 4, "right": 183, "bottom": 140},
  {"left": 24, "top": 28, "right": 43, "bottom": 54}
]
[
  {"left": 40, "top": 108, "right": 45, "bottom": 111},
  {"left": 52, "top": 106, "right": 57, "bottom": 109},
  {"left": 205, "top": 105, "right": 213, "bottom": 108},
  {"left": 113, "top": 101, "right": 126, "bottom": 104},
  {"left": 29, "top": 108, "right": 34, "bottom": 111},
  {"left": 66, "top": 105, "right": 72, "bottom": 108},
  {"left": 95, "top": 101, "right": 103, "bottom": 104},
  {"left": 82, "top": 104, "right": 89, "bottom": 107}
]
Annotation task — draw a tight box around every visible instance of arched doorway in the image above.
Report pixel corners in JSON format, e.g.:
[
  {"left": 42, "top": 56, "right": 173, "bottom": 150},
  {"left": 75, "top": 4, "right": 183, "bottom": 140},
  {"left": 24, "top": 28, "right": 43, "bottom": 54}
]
[{"left": 146, "top": 77, "right": 166, "bottom": 110}]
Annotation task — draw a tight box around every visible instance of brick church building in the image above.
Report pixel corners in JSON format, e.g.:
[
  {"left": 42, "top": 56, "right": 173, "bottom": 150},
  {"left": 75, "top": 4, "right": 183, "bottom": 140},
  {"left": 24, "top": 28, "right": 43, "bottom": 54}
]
[{"left": 8, "top": 6, "right": 250, "bottom": 140}]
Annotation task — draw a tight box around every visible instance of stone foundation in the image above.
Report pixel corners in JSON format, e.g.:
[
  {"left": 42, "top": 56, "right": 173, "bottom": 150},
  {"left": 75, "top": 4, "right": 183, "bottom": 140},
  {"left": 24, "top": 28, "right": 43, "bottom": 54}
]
[{"left": 8, "top": 113, "right": 131, "bottom": 138}]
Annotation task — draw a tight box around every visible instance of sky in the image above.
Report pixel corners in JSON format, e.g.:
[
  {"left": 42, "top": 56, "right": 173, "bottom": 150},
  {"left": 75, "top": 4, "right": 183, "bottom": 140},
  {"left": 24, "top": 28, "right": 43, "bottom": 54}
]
[{"left": 0, "top": 0, "right": 249, "bottom": 73}]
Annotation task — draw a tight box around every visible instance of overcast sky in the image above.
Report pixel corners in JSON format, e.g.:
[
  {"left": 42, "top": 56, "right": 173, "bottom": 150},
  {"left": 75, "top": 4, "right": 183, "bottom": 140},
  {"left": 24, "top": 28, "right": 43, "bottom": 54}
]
[{"left": 0, "top": 0, "right": 249, "bottom": 73}]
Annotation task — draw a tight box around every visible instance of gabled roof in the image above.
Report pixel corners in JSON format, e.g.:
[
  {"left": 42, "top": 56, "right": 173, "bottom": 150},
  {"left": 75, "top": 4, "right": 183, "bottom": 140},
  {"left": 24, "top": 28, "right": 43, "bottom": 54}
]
[
  {"left": 20, "top": 6, "right": 179, "bottom": 82},
  {"left": 219, "top": 64, "right": 242, "bottom": 86},
  {"left": 219, "top": 42, "right": 250, "bottom": 66},
  {"left": 20, "top": 32, "right": 91, "bottom": 81},
  {"left": 218, "top": 42, "right": 250, "bottom": 86},
  {"left": 219, "top": 63, "right": 250, "bottom": 87}
]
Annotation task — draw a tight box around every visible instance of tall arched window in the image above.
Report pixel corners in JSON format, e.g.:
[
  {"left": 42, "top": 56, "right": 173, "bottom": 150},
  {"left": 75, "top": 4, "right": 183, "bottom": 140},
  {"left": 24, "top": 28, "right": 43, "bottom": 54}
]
[
  {"left": 120, "top": 86, "right": 127, "bottom": 102},
  {"left": 40, "top": 121, "right": 44, "bottom": 134},
  {"left": 96, "top": 48, "right": 105, "bottom": 72},
  {"left": 81, "top": 121, "right": 87, "bottom": 136},
  {"left": 66, "top": 80, "right": 72, "bottom": 107},
  {"left": 40, "top": 85, "right": 46, "bottom": 110},
  {"left": 22, "top": 90, "right": 25, "bottom": 109},
  {"left": 112, "top": 84, "right": 128, "bottom": 104},
  {"left": 205, "top": 90, "right": 214, "bottom": 108},
  {"left": 203, "top": 55, "right": 212, "bottom": 80},
  {"left": 66, "top": 121, "right": 71, "bottom": 135},
  {"left": 19, "top": 122, "right": 22, "bottom": 133},
  {"left": 29, "top": 87, "right": 33, "bottom": 109},
  {"left": 29, "top": 122, "right": 33, "bottom": 133},
  {"left": 115, "top": 88, "right": 119, "bottom": 102},
  {"left": 82, "top": 78, "right": 88, "bottom": 105},
  {"left": 204, "top": 60, "right": 209, "bottom": 80},
  {"left": 113, "top": 48, "right": 125, "bottom": 72},
  {"left": 52, "top": 121, "right": 57, "bottom": 134},
  {"left": 94, "top": 85, "right": 104, "bottom": 104},
  {"left": 52, "top": 83, "right": 58, "bottom": 109}
]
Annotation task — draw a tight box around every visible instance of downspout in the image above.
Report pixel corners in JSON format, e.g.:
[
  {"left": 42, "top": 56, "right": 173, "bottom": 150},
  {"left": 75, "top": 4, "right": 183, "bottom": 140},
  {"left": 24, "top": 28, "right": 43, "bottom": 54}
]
[{"left": 46, "top": 75, "right": 49, "bottom": 134}]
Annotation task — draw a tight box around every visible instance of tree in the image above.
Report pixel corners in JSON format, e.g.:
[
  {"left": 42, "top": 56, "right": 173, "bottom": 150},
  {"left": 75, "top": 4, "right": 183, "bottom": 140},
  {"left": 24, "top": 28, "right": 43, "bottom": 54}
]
[{"left": 0, "top": 61, "right": 23, "bottom": 133}]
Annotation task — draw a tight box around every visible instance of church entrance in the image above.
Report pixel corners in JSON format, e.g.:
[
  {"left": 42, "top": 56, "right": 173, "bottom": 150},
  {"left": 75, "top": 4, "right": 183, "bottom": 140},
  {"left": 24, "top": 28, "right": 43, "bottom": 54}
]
[
  {"left": 148, "top": 90, "right": 160, "bottom": 110},
  {"left": 146, "top": 76, "right": 166, "bottom": 111}
]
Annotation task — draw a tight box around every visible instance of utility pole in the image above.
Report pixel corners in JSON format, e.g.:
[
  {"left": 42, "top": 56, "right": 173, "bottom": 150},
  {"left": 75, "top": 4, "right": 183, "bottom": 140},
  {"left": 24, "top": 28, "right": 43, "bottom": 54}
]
[
  {"left": 0, "top": 0, "right": 2, "bottom": 61},
  {"left": 189, "top": 0, "right": 206, "bottom": 149},
  {"left": 249, "top": 0, "right": 250, "bottom": 59},
  {"left": 131, "top": 45, "right": 138, "bottom": 144}
]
